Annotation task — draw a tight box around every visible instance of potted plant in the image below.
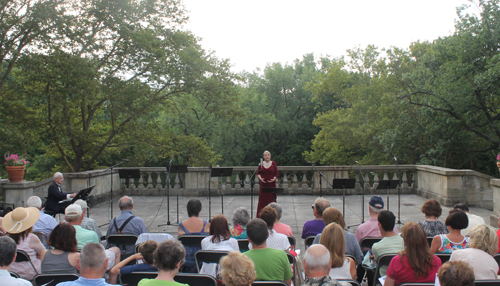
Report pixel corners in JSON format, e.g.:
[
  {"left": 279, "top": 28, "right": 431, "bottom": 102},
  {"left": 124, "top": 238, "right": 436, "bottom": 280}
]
[{"left": 4, "top": 154, "right": 29, "bottom": 182}]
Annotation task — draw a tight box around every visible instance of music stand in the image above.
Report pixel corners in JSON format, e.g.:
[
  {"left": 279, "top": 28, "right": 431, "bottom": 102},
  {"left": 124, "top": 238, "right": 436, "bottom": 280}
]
[
  {"left": 210, "top": 168, "right": 233, "bottom": 216},
  {"left": 160, "top": 165, "right": 188, "bottom": 228},
  {"left": 332, "top": 179, "right": 356, "bottom": 218},
  {"left": 262, "top": 188, "right": 284, "bottom": 203},
  {"left": 71, "top": 185, "right": 95, "bottom": 203},
  {"left": 376, "top": 180, "right": 400, "bottom": 211}
]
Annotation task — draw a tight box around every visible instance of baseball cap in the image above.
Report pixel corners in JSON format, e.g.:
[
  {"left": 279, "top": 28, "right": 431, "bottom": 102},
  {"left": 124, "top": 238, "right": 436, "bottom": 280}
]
[
  {"left": 65, "top": 204, "right": 82, "bottom": 216},
  {"left": 369, "top": 196, "right": 384, "bottom": 209},
  {"left": 74, "top": 199, "right": 88, "bottom": 211}
]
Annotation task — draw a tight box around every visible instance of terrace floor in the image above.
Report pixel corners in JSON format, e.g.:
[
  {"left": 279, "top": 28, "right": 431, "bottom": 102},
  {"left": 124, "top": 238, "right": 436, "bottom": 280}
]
[{"left": 86, "top": 193, "right": 496, "bottom": 252}]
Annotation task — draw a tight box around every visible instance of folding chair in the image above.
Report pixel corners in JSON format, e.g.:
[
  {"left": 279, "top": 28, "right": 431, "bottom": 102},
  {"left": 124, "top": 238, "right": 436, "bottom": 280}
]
[
  {"left": 174, "top": 273, "right": 217, "bottom": 286},
  {"left": 435, "top": 253, "right": 451, "bottom": 265},
  {"left": 398, "top": 283, "right": 434, "bottom": 286},
  {"left": 359, "top": 237, "right": 381, "bottom": 250},
  {"left": 119, "top": 272, "right": 158, "bottom": 286},
  {"left": 304, "top": 236, "right": 315, "bottom": 249},
  {"left": 177, "top": 235, "right": 206, "bottom": 247},
  {"left": 237, "top": 239, "right": 250, "bottom": 251},
  {"left": 372, "top": 253, "right": 396, "bottom": 286},
  {"left": 474, "top": 280, "right": 500, "bottom": 286},
  {"left": 10, "top": 271, "right": 20, "bottom": 278},
  {"left": 33, "top": 273, "right": 79, "bottom": 286},
  {"left": 194, "top": 250, "right": 230, "bottom": 273},
  {"left": 426, "top": 236, "right": 433, "bottom": 247},
  {"left": 338, "top": 280, "right": 361, "bottom": 286},
  {"left": 287, "top": 235, "right": 296, "bottom": 251},
  {"left": 107, "top": 234, "right": 138, "bottom": 260},
  {"left": 15, "top": 250, "right": 39, "bottom": 276},
  {"left": 493, "top": 253, "right": 500, "bottom": 268},
  {"left": 286, "top": 252, "right": 297, "bottom": 286},
  {"left": 252, "top": 282, "right": 288, "bottom": 286}
]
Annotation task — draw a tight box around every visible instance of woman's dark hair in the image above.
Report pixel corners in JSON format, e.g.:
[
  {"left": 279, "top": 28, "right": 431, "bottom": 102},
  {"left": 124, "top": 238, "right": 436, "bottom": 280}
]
[
  {"left": 48, "top": 223, "right": 78, "bottom": 252},
  {"left": 8, "top": 227, "right": 32, "bottom": 244},
  {"left": 187, "top": 199, "right": 202, "bottom": 217},
  {"left": 421, "top": 199, "right": 442, "bottom": 218},
  {"left": 259, "top": 206, "right": 277, "bottom": 230},
  {"left": 138, "top": 240, "right": 159, "bottom": 265},
  {"left": 445, "top": 209, "right": 468, "bottom": 230},
  {"left": 210, "top": 214, "right": 231, "bottom": 243}
]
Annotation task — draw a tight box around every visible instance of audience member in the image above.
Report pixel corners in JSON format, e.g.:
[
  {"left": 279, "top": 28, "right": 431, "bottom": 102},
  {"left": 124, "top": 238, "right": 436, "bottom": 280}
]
[
  {"left": 220, "top": 251, "right": 256, "bottom": 286},
  {"left": 106, "top": 196, "right": 147, "bottom": 256},
  {"left": 110, "top": 240, "right": 158, "bottom": 276},
  {"left": 57, "top": 243, "right": 113, "bottom": 286},
  {"left": 27, "top": 196, "right": 58, "bottom": 247},
  {"left": 138, "top": 240, "right": 188, "bottom": 286},
  {"left": 450, "top": 224, "right": 499, "bottom": 279},
  {"left": 66, "top": 204, "right": 120, "bottom": 284},
  {"left": 244, "top": 218, "right": 292, "bottom": 285},
  {"left": 430, "top": 209, "right": 469, "bottom": 253},
  {"left": 177, "top": 198, "right": 209, "bottom": 273},
  {"left": 355, "top": 196, "right": 397, "bottom": 242},
  {"left": 255, "top": 206, "right": 290, "bottom": 251},
  {"left": 0, "top": 236, "right": 31, "bottom": 286},
  {"left": 200, "top": 214, "right": 239, "bottom": 278},
  {"left": 268, "top": 203, "right": 293, "bottom": 236},
  {"left": 40, "top": 223, "right": 80, "bottom": 274},
  {"left": 312, "top": 207, "right": 363, "bottom": 265},
  {"left": 454, "top": 203, "right": 486, "bottom": 236},
  {"left": 303, "top": 244, "right": 343, "bottom": 286},
  {"left": 302, "top": 197, "right": 330, "bottom": 239},
  {"left": 417, "top": 199, "right": 448, "bottom": 236},
  {"left": 230, "top": 207, "right": 250, "bottom": 239},
  {"left": 74, "top": 199, "right": 102, "bottom": 239},
  {"left": 438, "top": 261, "right": 475, "bottom": 286},
  {"left": 4, "top": 207, "right": 44, "bottom": 280},
  {"left": 319, "top": 223, "right": 356, "bottom": 280},
  {"left": 384, "top": 222, "right": 442, "bottom": 286},
  {"left": 370, "top": 210, "right": 404, "bottom": 277},
  {"left": 0, "top": 217, "right": 6, "bottom": 235}
]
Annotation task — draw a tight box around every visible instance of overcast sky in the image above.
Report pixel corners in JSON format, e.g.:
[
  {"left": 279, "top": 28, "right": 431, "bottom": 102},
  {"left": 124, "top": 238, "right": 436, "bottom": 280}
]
[{"left": 181, "top": 0, "right": 476, "bottom": 73}]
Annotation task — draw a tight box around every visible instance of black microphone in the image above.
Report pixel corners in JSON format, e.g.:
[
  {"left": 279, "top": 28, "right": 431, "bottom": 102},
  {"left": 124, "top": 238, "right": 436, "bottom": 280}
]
[
  {"left": 355, "top": 161, "right": 360, "bottom": 164},
  {"left": 122, "top": 159, "right": 129, "bottom": 162},
  {"left": 209, "top": 162, "right": 212, "bottom": 170},
  {"left": 260, "top": 158, "right": 263, "bottom": 166},
  {"left": 393, "top": 156, "right": 397, "bottom": 162}
]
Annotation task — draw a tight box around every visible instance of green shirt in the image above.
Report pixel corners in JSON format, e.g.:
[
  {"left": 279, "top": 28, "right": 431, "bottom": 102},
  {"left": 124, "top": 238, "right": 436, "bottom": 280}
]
[
  {"left": 74, "top": 225, "right": 99, "bottom": 250},
  {"left": 244, "top": 248, "right": 293, "bottom": 282},
  {"left": 138, "top": 279, "right": 188, "bottom": 286},
  {"left": 372, "top": 235, "right": 404, "bottom": 276}
]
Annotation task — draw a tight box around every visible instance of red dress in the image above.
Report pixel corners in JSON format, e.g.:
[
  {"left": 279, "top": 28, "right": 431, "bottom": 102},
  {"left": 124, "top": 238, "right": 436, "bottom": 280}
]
[{"left": 256, "top": 161, "right": 279, "bottom": 218}]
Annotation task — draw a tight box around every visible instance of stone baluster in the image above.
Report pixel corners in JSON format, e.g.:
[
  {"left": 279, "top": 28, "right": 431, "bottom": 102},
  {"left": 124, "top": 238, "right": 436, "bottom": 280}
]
[
  {"left": 155, "top": 172, "right": 162, "bottom": 189},
  {"left": 383, "top": 172, "right": 389, "bottom": 181},
  {"left": 234, "top": 173, "right": 241, "bottom": 189},
  {"left": 355, "top": 174, "right": 361, "bottom": 192},
  {"left": 138, "top": 174, "right": 145, "bottom": 189},
  {"left": 282, "top": 173, "right": 288, "bottom": 189},
  {"left": 364, "top": 171, "right": 371, "bottom": 193},
  {"left": 130, "top": 178, "right": 136, "bottom": 189},
  {"left": 226, "top": 176, "right": 232, "bottom": 190},
  {"left": 174, "top": 174, "right": 181, "bottom": 189},
  {"left": 244, "top": 172, "right": 250, "bottom": 189},
  {"left": 372, "top": 172, "right": 380, "bottom": 192},
  {"left": 291, "top": 171, "right": 298, "bottom": 190},
  {"left": 301, "top": 172, "right": 308, "bottom": 189},
  {"left": 121, "top": 178, "right": 126, "bottom": 190},
  {"left": 402, "top": 171, "right": 409, "bottom": 189},
  {"left": 147, "top": 172, "right": 153, "bottom": 189}
]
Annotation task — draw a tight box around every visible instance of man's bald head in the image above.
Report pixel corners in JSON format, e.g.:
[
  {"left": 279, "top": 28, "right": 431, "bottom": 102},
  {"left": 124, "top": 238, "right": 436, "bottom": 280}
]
[
  {"left": 118, "top": 196, "right": 134, "bottom": 211},
  {"left": 304, "top": 244, "right": 331, "bottom": 274}
]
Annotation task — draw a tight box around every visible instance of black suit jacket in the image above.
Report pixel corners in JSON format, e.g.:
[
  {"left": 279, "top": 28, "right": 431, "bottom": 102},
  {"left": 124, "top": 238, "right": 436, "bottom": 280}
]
[{"left": 45, "top": 181, "right": 70, "bottom": 213}]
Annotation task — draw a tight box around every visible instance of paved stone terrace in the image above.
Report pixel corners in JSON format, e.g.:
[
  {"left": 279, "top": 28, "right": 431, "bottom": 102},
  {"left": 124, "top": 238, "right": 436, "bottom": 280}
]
[{"left": 87, "top": 194, "right": 496, "bottom": 252}]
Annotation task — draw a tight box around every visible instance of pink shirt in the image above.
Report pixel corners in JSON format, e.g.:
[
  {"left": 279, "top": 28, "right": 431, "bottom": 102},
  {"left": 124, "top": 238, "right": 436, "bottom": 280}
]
[
  {"left": 386, "top": 254, "right": 442, "bottom": 285},
  {"left": 274, "top": 223, "right": 293, "bottom": 236},
  {"left": 355, "top": 217, "right": 398, "bottom": 242}
]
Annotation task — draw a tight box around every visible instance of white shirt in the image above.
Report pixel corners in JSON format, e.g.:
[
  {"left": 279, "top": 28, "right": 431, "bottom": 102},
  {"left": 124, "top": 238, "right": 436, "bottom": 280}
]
[
  {"left": 249, "top": 229, "right": 291, "bottom": 251},
  {"left": 450, "top": 248, "right": 499, "bottom": 280},
  {"left": 461, "top": 213, "right": 486, "bottom": 236},
  {"left": 200, "top": 236, "right": 239, "bottom": 277},
  {"left": 0, "top": 269, "right": 32, "bottom": 286}
]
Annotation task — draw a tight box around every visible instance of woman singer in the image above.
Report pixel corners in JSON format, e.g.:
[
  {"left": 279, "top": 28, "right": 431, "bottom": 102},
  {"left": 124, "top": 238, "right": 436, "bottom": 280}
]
[{"left": 256, "top": 150, "right": 279, "bottom": 218}]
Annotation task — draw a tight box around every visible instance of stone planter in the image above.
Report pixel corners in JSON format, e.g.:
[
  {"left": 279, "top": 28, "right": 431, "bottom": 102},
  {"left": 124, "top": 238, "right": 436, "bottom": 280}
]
[{"left": 5, "top": 166, "right": 25, "bottom": 182}]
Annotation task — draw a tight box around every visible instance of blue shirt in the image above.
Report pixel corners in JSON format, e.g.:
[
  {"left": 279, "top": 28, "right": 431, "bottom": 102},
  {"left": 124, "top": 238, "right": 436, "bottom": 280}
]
[
  {"left": 106, "top": 210, "right": 146, "bottom": 254},
  {"left": 120, "top": 263, "right": 157, "bottom": 274},
  {"left": 33, "top": 210, "right": 58, "bottom": 246},
  {"left": 57, "top": 277, "right": 112, "bottom": 286}
]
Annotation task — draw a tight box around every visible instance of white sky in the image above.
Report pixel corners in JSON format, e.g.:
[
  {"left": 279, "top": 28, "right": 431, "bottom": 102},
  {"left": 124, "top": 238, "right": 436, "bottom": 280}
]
[{"left": 181, "top": 0, "right": 476, "bottom": 73}]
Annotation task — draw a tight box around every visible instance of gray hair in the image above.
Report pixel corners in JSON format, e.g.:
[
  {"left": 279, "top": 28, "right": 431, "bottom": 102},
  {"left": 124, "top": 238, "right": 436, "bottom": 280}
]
[
  {"left": 268, "top": 203, "right": 282, "bottom": 220},
  {"left": 80, "top": 243, "right": 107, "bottom": 270},
  {"left": 369, "top": 205, "right": 382, "bottom": 215},
  {"left": 304, "top": 244, "right": 331, "bottom": 272},
  {"left": 0, "top": 236, "right": 16, "bottom": 267},
  {"left": 118, "top": 196, "right": 133, "bottom": 210},
  {"left": 27, "top": 196, "right": 42, "bottom": 209},
  {"left": 314, "top": 197, "right": 330, "bottom": 216},
  {"left": 232, "top": 207, "right": 250, "bottom": 226},
  {"left": 53, "top": 172, "right": 63, "bottom": 179}
]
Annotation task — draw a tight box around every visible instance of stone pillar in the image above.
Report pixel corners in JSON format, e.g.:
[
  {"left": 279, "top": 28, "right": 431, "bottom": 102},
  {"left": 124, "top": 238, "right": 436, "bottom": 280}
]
[{"left": 3, "top": 181, "right": 35, "bottom": 208}]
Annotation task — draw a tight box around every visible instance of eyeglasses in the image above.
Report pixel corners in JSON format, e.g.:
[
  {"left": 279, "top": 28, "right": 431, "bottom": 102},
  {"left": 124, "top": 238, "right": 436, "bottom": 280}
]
[{"left": 311, "top": 205, "right": 315, "bottom": 209}]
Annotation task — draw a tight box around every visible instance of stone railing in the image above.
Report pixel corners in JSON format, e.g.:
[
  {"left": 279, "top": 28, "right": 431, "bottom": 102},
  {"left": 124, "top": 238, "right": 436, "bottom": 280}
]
[{"left": 1, "top": 165, "right": 492, "bottom": 211}]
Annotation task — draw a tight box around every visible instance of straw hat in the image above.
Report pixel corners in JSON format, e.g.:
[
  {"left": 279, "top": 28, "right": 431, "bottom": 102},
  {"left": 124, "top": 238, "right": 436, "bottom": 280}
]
[{"left": 3, "top": 207, "right": 40, "bottom": 234}]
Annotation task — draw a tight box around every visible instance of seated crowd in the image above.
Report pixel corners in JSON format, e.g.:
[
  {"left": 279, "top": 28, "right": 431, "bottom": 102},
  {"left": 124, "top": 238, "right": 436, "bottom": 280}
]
[{"left": 1, "top": 194, "right": 500, "bottom": 286}]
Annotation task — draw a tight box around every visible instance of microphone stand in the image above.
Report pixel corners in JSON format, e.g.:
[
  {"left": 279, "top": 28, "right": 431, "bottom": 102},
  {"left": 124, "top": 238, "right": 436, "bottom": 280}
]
[
  {"left": 98, "top": 159, "right": 129, "bottom": 221},
  {"left": 356, "top": 162, "right": 366, "bottom": 224},
  {"left": 208, "top": 163, "right": 212, "bottom": 222},
  {"left": 166, "top": 159, "right": 173, "bottom": 225},
  {"left": 249, "top": 162, "right": 260, "bottom": 218},
  {"left": 394, "top": 158, "right": 402, "bottom": 224}
]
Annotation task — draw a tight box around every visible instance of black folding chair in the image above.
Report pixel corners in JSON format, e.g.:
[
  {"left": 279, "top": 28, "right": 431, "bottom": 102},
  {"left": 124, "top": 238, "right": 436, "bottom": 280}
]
[
  {"left": 286, "top": 252, "right": 298, "bottom": 286},
  {"left": 252, "top": 282, "right": 288, "bottom": 286},
  {"left": 304, "top": 236, "right": 315, "bottom": 249},
  {"left": 287, "top": 235, "right": 296, "bottom": 250},
  {"left": 194, "top": 250, "right": 230, "bottom": 273},
  {"left": 338, "top": 280, "right": 361, "bottom": 286},
  {"left": 177, "top": 235, "right": 206, "bottom": 247},
  {"left": 15, "top": 250, "right": 39, "bottom": 276},
  {"left": 359, "top": 237, "right": 382, "bottom": 250},
  {"left": 426, "top": 236, "right": 433, "bottom": 247},
  {"left": 107, "top": 234, "right": 138, "bottom": 260},
  {"left": 10, "top": 271, "right": 20, "bottom": 278},
  {"left": 398, "top": 283, "right": 434, "bottom": 286},
  {"left": 33, "top": 274, "right": 79, "bottom": 286},
  {"left": 493, "top": 253, "right": 500, "bottom": 268},
  {"left": 174, "top": 273, "right": 217, "bottom": 286},
  {"left": 237, "top": 239, "right": 250, "bottom": 251},
  {"left": 474, "top": 280, "right": 500, "bottom": 286},
  {"left": 435, "top": 253, "right": 451, "bottom": 264},
  {"left": 119, "top": 272, "right": 158, "bottom": 286},
  {"left": 372, "top": 253, "right": 397, "bottom": 286}
]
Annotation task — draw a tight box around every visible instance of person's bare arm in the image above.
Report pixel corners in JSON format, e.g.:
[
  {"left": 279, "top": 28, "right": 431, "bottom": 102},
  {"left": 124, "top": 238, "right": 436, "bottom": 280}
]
[
  {"left": 348, "top": 257, "right": 356, "bottom": 280},
  {"left": 430, "top": 235, "right": 441, "bottom": 253},
  {"left": 110, "top": 253, "right": 143, "bottom": 275},
  {"left": 177, "top": 225, "right": 185, "bottom": 237},
  {"left": 29, "top": 233, "right": 46, "bottom": 257},
  {"left": 384, "top": 276, "right": 396, "bottom": 286}
]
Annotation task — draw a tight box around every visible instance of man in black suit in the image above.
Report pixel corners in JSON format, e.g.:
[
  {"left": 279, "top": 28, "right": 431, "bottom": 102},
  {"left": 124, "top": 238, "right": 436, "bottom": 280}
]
[{"left": 45, "top": 172, "right": 76, "bottom": 214}]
